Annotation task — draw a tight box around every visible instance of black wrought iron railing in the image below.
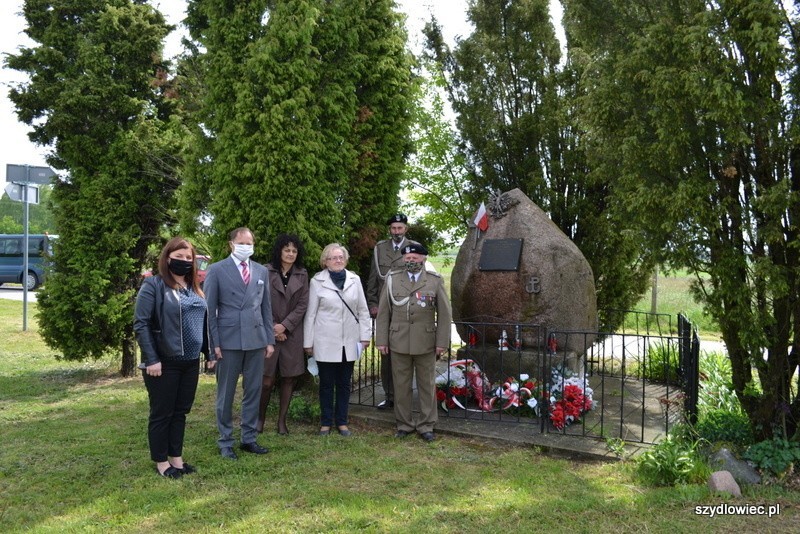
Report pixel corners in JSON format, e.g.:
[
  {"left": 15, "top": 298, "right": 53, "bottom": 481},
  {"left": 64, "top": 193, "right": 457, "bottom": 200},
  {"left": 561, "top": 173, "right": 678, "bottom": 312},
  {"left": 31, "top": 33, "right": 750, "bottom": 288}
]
[{"left": 352, "top": 312, "right": 700, "bottom": 445}]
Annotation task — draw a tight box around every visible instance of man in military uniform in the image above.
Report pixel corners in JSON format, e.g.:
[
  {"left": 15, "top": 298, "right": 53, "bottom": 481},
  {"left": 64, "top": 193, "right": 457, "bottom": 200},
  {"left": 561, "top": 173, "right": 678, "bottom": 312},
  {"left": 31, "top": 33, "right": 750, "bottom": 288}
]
[
  {"left": 367, "top": 213, "right": 418, "bottom": 410},
  {"left": 375, "top": 243, "right": 451, "bottom": 442}
]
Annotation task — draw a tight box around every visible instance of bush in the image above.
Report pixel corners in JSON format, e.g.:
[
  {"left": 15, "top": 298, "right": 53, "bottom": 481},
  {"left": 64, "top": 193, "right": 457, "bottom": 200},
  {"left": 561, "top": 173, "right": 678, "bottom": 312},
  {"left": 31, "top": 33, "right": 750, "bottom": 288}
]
[
  {"left": 287, "top": 394, "right": 321, "bottom": 423},
  {"left": 630, "top": 342, "right": 681, "bottom": 383},
  {"left": 636, "top": 433, "right": 710, "bottom": 486},
  {"left": 744, "top": 437, "right": 800, "bottom": 477},
  {"left": 698, "top": 351, "right": 741, "bottom": 413},
  {"left": 695, "top": 410, "right": 753, "bottom": 448}
]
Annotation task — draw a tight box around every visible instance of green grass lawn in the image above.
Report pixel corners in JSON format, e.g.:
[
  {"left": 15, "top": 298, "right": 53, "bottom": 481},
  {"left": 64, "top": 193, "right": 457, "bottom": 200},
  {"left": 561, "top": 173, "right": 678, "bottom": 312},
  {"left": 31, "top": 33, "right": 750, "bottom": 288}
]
[
  {"left": 1, "top": 299, "right": 797, "bottom": 532},
  {"left": 632, "top": 269, "right": 720, "bottom": 338}
]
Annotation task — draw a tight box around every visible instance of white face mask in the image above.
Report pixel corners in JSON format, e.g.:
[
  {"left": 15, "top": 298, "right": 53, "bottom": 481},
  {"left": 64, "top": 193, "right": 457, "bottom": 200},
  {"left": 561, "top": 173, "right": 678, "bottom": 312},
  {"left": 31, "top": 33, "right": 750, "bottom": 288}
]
[{"left": 232, "top": 244, "right": 254, "bottom": 261}]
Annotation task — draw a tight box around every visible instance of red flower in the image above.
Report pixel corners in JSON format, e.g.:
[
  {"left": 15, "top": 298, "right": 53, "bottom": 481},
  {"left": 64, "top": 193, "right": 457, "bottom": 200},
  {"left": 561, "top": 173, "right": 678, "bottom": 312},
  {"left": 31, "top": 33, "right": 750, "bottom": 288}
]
[
  {"left": 562, "top": 384, "right": 582, "bottom": 403},
  {"left": 436, "top": 389, "right": 447, "bottom": 402},
  {"left": 550, "top": 403, "right": 566, "bottom": 429},
  {"left": 451, "top": 386, "right": 468, "bottom": 397}
]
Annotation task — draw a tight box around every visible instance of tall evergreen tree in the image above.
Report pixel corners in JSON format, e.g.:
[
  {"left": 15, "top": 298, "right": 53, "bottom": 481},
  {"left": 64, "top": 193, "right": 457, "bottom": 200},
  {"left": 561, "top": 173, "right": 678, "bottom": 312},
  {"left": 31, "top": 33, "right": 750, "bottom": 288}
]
[
  {"left": 565, "top": 0, "right": 800, "bottom": 439},
  {"left": 6, "top": 0, "right": 178, "bottom": 375},
  {"left": 317, "top": 0, "right": 414, "bottom": 273},
  {"left": 423, "top": 0, "right": 653, "bottom": 323},
  {"left": 183, "top": 0, "right": 337, "bottom": 262},
  {"left": 182, "top": 0, "right": 414, "bottom": 273}
]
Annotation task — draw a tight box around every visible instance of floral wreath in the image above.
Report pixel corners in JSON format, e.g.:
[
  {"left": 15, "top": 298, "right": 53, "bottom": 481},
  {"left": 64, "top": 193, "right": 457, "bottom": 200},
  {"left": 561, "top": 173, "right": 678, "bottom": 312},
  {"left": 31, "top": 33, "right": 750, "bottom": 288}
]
[
  {"left": 435, "top": 360, "right": 594, "bottom": 429},
  {"left": 435, "top": 359, "right": 493, "bottom": 412}
]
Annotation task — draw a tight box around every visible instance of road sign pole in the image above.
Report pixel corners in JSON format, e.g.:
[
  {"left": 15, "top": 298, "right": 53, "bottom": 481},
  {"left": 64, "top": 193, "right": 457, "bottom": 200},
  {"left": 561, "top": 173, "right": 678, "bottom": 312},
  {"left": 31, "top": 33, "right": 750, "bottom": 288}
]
[
  {"left": 5, "top": 163, "right": 55, "bottom": 332},
  {"left": 23, "top": 169, "right": 30, "bottom": 331}
]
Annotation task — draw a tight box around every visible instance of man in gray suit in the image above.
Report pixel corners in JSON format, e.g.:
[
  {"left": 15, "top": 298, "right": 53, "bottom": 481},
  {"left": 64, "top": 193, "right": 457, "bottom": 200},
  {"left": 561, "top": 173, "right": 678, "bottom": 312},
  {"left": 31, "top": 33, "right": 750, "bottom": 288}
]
[{"left": 206, "top": 227, "right": 275, "bottom": 459}]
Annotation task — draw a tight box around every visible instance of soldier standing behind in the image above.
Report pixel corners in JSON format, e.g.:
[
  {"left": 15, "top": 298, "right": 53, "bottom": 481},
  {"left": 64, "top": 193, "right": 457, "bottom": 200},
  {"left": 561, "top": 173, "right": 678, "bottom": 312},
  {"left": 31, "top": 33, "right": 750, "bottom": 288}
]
[
  {"left": 375, "top": 243, "right": 452, "bottom": 442},
  {"left": 366, "top": 213, "right": 418, "bottom": 410}
]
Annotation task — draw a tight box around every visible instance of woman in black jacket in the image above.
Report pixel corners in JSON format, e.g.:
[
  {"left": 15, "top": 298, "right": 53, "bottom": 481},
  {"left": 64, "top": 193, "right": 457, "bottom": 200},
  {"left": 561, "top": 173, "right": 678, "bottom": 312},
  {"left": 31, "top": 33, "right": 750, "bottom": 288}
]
[{"left": 134, "top": 237, "right": 208, "bottom": 479}]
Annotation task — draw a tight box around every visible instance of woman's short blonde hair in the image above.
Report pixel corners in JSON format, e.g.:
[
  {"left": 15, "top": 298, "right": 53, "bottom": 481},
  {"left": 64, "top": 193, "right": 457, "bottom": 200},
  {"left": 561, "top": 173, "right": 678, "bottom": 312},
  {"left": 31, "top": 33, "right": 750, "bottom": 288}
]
[{"left": 319, "top": 243, "right": 349, "bottom": 268}]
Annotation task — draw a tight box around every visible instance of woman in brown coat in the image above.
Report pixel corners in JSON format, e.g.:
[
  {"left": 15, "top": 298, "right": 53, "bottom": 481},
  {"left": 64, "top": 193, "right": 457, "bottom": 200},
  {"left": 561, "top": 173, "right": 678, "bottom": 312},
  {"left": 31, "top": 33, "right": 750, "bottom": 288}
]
[{"left": 257, "top": 234, "right": 309, "bottom": 435}]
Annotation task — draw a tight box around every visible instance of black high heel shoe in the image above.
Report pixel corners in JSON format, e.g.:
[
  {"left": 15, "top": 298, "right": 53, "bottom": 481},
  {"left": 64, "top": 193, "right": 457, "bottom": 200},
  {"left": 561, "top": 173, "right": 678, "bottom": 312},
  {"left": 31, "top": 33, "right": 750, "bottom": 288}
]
[
  {"left": 170, "top": 462, "right": 196, "bottom": 475},
  {"left": 156, "top": 465, "right": 182, "bottom": 479}
]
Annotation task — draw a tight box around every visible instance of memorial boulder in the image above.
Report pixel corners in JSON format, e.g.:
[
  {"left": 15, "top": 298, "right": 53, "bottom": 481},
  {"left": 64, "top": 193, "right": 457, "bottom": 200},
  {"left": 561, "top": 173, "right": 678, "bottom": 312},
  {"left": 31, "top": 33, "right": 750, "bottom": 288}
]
[{"left": 451, "top": 188, "right": 597, "bottom": 355}]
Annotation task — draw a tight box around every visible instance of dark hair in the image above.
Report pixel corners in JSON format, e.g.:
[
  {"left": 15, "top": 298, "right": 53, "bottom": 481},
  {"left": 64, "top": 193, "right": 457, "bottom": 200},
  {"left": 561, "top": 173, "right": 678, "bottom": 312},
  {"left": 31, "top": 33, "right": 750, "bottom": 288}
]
[
  {"left": 269, "top": 234, "right": 305, "bottom": 269},
  {"left": 229, "top": 227, "right": 254, "bottom": 242},
  {"left": 157, "top": 236, "right": 204, "bottom": 297}
]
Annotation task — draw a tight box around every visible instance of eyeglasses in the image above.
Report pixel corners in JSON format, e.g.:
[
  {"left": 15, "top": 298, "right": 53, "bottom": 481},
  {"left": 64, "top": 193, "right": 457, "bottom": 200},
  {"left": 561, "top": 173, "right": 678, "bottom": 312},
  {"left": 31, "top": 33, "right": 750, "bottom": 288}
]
[{"left": 326, "top": 255, "right": 345, "bottom": 261}]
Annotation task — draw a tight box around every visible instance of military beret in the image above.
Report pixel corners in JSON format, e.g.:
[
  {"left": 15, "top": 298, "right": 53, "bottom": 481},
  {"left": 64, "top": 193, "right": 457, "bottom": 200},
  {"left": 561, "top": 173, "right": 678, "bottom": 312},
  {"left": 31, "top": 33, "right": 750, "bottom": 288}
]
[
  {"left": 386, "top": 213, "right": 408, "bottom": 225},
  {"left": 401, "top": 243, "right": 428, "bottom": 255}
]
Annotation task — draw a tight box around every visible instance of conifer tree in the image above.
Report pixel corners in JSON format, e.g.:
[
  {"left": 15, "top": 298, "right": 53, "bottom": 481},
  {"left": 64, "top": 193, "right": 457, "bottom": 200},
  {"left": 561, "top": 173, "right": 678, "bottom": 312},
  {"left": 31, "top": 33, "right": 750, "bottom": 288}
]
[
  {"left": 423, "top": 0, "right": 653, "bottom": 322},
  {"left": 182, "top": 0, "right": 414, "bottom": 273},
  {"left": 7, "top": 0, "right": 177, "bottom": 375}
]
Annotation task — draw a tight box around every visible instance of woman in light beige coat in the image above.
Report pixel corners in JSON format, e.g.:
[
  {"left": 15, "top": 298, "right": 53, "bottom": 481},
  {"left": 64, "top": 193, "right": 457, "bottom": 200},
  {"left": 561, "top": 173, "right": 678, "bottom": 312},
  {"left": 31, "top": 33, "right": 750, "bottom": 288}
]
[{"left": 304, "top": 243, "right": 371, "bottom": 436}]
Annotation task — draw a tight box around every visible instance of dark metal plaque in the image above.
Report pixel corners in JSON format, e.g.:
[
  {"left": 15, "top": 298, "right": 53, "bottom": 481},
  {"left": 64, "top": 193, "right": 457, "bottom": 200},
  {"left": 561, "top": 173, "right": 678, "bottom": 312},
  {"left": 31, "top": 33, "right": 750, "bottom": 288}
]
[{"left": 478, "top": 238, "right": 523, "bottom": 271}]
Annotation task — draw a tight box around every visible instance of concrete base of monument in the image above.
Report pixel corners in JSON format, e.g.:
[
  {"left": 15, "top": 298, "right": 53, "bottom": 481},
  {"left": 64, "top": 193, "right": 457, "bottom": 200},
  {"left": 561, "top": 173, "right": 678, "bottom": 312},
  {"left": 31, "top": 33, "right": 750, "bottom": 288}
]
[
  {"left": 346, "top": 400, "right": 649, "bottom": 461},
  {"left": 449, "top": 347, "right": 584, "bottom": 382}
]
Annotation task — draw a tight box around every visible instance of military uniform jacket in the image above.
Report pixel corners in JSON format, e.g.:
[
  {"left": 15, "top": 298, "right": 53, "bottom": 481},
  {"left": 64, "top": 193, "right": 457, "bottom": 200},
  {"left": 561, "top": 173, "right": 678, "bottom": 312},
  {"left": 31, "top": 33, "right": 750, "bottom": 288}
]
[
  {"left": 366, "top": 238, "right": 419, "bottom": 309},
  {"left": 375, "top": 268, "right": 452, "bottom": 355}
]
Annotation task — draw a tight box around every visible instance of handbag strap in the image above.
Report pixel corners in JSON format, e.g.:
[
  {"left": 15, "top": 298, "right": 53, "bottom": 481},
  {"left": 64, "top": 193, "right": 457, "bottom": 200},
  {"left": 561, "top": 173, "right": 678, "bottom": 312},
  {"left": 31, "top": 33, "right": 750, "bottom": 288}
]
[{"left": 335, "top": 290, "right": 359, "bottom": 324}]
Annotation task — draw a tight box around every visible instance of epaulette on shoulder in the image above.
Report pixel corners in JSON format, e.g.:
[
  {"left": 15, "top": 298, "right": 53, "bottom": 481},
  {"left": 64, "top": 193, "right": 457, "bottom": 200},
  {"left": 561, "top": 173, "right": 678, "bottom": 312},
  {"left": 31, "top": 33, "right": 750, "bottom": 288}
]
[{"left": 426, "top": 270, "right": 442, "bottom": 279}]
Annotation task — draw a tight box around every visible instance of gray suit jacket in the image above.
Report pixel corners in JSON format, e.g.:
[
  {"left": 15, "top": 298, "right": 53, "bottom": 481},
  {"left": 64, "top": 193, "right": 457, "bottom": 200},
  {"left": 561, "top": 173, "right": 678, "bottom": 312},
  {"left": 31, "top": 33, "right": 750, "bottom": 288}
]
[{"left": 205, "top": 256, "right": 275, "bottom": 356}]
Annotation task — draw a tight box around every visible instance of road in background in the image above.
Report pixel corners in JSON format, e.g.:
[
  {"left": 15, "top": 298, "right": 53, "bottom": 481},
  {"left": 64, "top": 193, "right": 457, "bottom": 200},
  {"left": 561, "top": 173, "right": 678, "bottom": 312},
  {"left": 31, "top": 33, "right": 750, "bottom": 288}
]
[{"left": 0, "top": 286, "right": 37, "bottom": 302}]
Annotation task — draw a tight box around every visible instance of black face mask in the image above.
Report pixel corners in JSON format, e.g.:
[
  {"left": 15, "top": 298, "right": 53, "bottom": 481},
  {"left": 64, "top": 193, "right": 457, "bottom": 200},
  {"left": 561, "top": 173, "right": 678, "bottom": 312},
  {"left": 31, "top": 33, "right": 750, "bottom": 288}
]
[{"left": 168, "top": 258, "right": 193, "bottom": 276}]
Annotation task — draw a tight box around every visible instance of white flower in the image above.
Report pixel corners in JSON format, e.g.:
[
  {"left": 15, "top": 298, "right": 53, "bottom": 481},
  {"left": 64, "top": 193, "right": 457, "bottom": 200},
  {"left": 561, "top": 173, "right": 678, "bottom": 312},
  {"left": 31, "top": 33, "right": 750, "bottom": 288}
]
[
  {"left": 519, "top": 373, "right": 529, "bottom": 381},
  {"left": 527, "top": 398, "right": 538, "bottom": 409},
  {"left": 510, "top": 382, "right": 519, "bottom": 392},
  {"left": 550, "top": 396, "right": 557, "bottom": 404}
]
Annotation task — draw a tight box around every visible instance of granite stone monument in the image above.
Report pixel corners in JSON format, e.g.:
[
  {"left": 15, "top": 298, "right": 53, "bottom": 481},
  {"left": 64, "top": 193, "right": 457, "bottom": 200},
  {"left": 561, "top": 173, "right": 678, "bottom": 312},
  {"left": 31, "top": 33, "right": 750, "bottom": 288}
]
[{"left": 451, "top": 188, "right": 598, "bottom": 359}]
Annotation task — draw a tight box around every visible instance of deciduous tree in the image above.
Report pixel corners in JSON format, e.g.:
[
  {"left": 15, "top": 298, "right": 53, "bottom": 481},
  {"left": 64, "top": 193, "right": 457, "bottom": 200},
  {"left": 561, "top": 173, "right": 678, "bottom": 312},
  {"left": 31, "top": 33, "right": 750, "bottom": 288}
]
[
  {"left": 423, "top": 0, "right": 653, "bottom": 323},
  {"left": 565, "top": 0, "right": 800, "bottom": 439}
]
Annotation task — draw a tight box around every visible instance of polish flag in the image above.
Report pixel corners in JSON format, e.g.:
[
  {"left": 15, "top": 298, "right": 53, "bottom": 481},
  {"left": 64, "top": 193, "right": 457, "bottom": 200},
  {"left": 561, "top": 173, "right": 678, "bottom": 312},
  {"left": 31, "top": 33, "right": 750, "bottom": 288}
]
[{"left": 474, "top": 202, "right": 488, "bottom": 231}]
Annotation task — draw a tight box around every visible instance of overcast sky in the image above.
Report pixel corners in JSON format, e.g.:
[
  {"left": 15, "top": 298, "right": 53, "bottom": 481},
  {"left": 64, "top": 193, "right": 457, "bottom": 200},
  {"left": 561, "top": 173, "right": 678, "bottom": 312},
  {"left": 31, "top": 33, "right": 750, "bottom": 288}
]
[{"left": 0, "top": 1, "right": 560, "bottom": 188}]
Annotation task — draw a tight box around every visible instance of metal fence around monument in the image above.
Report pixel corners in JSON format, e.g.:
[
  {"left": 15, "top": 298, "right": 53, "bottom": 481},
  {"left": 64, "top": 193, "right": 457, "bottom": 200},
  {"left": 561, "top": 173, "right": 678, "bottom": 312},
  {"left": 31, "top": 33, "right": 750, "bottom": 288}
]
[{"left": 351, "top": 312, "right": 700, "bottom": 445}]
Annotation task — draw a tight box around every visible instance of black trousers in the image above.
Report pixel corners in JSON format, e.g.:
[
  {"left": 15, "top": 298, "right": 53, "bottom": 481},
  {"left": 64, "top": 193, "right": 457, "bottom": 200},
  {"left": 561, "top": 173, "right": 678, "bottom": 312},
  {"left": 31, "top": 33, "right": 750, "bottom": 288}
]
[
  {"left": 318, "top": 349, "right": 354, "bottom": 427},
  {"left": 143, "top": 359, "right": 199, "bottom": 462}
]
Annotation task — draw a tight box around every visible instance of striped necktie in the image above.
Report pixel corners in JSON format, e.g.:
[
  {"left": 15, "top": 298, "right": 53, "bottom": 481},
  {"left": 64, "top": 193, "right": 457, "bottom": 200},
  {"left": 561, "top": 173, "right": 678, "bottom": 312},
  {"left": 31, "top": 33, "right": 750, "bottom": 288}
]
[{"left": 241, "top": 261, "right": 250, "bottom": 285}]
